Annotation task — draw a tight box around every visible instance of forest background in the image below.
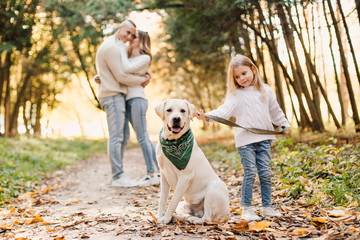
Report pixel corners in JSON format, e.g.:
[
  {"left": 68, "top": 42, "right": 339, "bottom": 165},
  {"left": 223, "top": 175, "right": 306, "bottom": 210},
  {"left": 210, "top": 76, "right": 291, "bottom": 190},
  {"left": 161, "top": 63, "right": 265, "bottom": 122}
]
[{"left": 1, "top": 0, "right": 360, "bottom": 139}]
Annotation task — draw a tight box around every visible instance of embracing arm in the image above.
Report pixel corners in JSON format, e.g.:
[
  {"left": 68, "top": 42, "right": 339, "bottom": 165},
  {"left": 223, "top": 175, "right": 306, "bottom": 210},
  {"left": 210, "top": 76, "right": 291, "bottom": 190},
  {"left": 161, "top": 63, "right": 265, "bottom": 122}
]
[
  {"left": 102, "top": 47, "right": 146, "bottom": 86},
  {"left": 119, "top": 46, "right": 151, "bottom": 73}
]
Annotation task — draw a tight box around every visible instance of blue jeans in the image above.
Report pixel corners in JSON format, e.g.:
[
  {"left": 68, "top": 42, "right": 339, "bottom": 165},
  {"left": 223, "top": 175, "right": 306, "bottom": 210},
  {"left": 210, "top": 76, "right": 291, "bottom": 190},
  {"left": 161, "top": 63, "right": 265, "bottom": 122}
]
[
  {"left": 100, "top": 94, "right": 126, "bottom": 180},
  {"left": 237, "top": 140, "right": 272, "bottom": 207},
  {"left": 121, "top": 97, "right": 159, "bottom": 173}
]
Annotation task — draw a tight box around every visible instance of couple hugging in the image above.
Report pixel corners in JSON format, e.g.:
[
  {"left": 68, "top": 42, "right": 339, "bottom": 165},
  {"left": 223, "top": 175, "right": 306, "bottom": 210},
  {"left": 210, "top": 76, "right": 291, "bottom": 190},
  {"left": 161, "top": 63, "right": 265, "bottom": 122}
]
[{"left": 95, "top": 20, "right": 159, "bottom": 188}]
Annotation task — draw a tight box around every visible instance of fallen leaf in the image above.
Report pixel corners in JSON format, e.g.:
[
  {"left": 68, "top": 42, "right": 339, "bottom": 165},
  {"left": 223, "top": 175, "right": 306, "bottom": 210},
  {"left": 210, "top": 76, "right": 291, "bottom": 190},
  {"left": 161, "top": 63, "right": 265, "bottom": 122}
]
[
  {"left": 27, "top": 216, "right": 44, "bottom": 224},
  {"left": 147, "top": 211, "right": 157, "bottom": 224},
  {"left": 161, "top": 229, "right": 171, "bottom": 237},
  {"left": 174, "top": 226, "right": 182, "bottom": 235},
  {"left": 311, "top": 217, "right": 326, "bottom": 227},
  {"left": 66, "top": 200, "right": 82, "bottom": 205},
  {"left": 249, "top": 221, "right": 272, "bottom": 232},
  {"left": 328, "top": 209, "right": 346, "bottom": 217},
  {"left": 231, "top": 221, "right": 248, "bottom": 233},
  {"left": 53, "top": 236, "right": 65, "bottom": 240}
]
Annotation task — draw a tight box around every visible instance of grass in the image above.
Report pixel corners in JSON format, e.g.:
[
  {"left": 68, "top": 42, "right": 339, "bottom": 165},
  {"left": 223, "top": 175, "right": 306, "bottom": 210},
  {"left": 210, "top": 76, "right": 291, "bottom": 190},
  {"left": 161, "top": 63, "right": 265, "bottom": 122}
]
[
  {"left": 0, "top": 136, "right": 107, "bottom": 206},
  {"left": 200, "top": 135, "right": 360, "bottom": 208}
]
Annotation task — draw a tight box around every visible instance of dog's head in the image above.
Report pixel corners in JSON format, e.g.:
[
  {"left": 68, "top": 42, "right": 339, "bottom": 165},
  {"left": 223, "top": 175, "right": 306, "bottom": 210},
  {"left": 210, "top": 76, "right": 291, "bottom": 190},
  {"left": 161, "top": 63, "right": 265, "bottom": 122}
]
[{"left": 155, "top": 99, "right": 196, "bottom": 140}]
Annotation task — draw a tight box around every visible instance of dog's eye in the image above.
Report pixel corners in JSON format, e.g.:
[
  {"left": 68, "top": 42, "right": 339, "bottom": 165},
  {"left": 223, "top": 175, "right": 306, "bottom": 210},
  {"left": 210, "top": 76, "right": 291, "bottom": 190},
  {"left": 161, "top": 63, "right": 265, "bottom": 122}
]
[
  {"left": 180, "top": 109, "right": 186, "bottom": 113},
  {"left": 166, "top": 109, "right": 172, "bottom": 112}
]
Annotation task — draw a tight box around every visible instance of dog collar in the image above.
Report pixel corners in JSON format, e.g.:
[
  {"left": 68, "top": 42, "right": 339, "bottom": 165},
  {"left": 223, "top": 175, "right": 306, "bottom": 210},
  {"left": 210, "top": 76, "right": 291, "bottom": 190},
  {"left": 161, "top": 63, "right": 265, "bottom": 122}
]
[{"left": 159, "top": 128, "right": 194, "bottom": 170}]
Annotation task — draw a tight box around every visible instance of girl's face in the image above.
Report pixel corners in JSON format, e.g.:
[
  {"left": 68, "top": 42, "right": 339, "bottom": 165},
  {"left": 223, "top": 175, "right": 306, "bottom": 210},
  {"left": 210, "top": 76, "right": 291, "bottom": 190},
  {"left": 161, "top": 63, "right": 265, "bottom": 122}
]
[
  {"left": 130, "top": 32, "right": 140, "bottom": 49},
  {"left": 233, "top": 65, "right": 254, "bottom": 88}
]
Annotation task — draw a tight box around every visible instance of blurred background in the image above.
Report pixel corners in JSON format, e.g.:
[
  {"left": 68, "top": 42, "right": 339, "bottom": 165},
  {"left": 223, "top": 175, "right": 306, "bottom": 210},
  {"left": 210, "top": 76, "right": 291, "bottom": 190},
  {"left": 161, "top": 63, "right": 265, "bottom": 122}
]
[{"left": 0, "top": 0, "right": 359, "bottom": 140}]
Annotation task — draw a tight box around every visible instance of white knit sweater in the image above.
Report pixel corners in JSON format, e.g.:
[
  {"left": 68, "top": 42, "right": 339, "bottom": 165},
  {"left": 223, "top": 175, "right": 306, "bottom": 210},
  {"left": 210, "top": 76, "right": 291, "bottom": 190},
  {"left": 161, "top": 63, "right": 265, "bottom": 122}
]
[
  {"left": 206, "top": 84, "right": 290, "bottom": 147},
  {"left": 119, "top": 46, "right": 150, "bottom": 101}
]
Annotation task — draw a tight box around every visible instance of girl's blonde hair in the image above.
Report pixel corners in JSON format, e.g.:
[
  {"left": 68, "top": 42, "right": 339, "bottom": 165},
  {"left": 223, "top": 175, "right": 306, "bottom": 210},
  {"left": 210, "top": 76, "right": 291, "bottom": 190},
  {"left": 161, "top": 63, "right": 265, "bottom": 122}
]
[
  {"left": 128, "top": 30, "right": 152, "bottom": 64},
  {"left": 226, "top": 54, "right": 265, "bottom": 98}
]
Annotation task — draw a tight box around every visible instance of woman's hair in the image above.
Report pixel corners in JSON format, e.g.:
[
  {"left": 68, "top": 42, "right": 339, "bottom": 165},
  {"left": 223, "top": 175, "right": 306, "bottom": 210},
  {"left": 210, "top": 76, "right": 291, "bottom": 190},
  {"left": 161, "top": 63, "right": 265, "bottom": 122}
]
[
  {"left": 226, "top": 54, "right": 264, "bottom": 97},
  {"left": 128, "top": 30, "right": 152, "bottom": 63}
]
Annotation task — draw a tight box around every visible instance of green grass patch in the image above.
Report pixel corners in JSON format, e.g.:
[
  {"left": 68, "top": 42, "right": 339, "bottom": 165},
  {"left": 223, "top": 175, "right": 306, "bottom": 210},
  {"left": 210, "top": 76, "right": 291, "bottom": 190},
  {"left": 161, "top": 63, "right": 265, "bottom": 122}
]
[
  {"left": 0, "top": 136, "right": 107, "bottom": 206},
  {"left": 200, "top": 137, "right": 360, "bottom": 208}
]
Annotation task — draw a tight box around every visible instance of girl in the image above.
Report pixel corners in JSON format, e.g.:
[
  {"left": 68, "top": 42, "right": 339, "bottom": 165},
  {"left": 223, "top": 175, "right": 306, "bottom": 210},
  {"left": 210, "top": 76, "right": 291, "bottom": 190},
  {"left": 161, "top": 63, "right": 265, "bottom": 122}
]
[
  {"left": 95, "top": 30, "right": 160, "bottom": 187},
  {"left": 196, "top": 54, "right": 290, "bottom": 221}
]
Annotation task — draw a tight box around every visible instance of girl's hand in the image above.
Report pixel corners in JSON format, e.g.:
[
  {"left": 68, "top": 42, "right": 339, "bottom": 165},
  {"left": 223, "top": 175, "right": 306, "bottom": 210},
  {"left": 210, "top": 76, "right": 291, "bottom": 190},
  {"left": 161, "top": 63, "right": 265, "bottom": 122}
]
[
  {"left": 196, "top": 109, "right": 209, "bottom": 121},
  {"left": 94, "top": 75, "right": 101, "bottom": 84}
]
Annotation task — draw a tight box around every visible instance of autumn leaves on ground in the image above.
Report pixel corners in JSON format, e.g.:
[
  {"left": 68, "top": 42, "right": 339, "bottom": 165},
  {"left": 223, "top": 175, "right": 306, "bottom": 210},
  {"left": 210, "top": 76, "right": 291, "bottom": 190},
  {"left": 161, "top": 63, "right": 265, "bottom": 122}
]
[{"left": 1, "top": 135, "right": 360, "bottom": 239}]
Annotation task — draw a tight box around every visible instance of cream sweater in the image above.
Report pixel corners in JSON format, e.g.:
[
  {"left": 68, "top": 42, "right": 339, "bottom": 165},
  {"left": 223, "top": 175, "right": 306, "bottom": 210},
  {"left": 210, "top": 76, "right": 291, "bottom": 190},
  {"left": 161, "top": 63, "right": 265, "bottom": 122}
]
[
  {"left": 119, "top": 46, "right": 150, "bottom": 101},
  {"left": 207, "top": 84, "right": 290, "bottom": 147},
  {"left": 95, "top": 35, "right": 146, "bottom": 99}
]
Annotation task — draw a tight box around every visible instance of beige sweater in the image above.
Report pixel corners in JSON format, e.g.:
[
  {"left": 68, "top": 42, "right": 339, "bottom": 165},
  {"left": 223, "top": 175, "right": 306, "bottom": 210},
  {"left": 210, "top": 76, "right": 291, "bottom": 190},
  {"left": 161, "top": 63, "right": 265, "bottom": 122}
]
[{"left": 95, "top": 35, "right": 145, "bottom": 99}]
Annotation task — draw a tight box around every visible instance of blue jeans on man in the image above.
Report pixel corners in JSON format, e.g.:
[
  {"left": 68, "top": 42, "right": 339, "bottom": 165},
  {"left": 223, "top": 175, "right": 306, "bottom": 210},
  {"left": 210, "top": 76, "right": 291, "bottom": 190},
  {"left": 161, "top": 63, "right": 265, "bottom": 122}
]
[
  {"left": 237, "top": 140, "right": 272, "bottom": 207},
  {"left": 100, "top": 94, "right": 126, "bottom": 180}
]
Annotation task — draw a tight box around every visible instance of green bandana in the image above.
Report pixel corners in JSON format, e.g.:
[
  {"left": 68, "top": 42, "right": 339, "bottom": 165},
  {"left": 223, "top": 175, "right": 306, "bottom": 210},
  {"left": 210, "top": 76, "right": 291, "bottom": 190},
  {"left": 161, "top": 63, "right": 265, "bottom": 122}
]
[{"left": 159, "top": 128, "right": 194, "bottom": 170}]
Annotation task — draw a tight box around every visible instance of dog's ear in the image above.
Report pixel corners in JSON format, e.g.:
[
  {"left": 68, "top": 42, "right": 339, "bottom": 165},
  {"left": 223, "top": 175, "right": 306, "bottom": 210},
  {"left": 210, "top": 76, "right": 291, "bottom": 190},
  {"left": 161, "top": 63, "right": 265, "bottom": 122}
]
[
  {"left": 155, "top": 100, "right": 167, "bottom": 120},
  {"left": 184, "top": 100, "right": 196, "bottom": 120}
]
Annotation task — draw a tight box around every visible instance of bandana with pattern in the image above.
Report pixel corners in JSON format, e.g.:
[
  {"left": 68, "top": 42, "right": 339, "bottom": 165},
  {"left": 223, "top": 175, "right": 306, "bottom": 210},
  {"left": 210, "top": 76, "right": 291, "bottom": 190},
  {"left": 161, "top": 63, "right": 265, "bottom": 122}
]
[{"left": 159, "top": 128, "right": 194, "bottom": 170}]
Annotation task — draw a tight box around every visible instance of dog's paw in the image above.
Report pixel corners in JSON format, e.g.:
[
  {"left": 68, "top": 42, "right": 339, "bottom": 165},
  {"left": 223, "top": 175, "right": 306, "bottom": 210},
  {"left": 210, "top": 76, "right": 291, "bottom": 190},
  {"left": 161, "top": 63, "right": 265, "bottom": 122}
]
[
  {"left": 188, "top": 216, "right": 205, "bottom": 225},
  {"left": 157, "top": 215, "right": 172, "bottom": 225},
  {"left": 156, "top": 212, "right": 164, "bottom": 220}
]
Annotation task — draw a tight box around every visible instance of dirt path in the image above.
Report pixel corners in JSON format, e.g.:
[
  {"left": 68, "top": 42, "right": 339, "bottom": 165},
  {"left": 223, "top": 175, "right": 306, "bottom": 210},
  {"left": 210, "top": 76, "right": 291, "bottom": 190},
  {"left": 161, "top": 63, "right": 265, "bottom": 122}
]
[
  {"left": 1, "top": 148, "right": 360, "bottom": 240},
  {"left": 0, "top": 148, "right": 212, "bottom": 239}
]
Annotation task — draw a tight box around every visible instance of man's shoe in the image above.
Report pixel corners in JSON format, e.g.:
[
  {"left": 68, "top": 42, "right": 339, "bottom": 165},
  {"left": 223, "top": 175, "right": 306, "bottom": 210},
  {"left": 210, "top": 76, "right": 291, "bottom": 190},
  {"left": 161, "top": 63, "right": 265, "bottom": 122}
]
[
  {"left": 263, "top": 207, "right": 282, "bottom": 217},
  {"left": 111, "top": 174, "right": 138, "bottom": 187},
  {"left": 241, "top": 207, "right": 261, "bottom": 221}
]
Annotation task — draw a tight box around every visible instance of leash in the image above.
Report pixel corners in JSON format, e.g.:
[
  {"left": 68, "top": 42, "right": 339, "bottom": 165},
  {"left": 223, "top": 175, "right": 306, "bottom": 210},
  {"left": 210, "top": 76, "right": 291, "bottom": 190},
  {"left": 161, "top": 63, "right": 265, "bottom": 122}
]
[{"left": 204, "top": 114, "right": 287, "bottom": 135}]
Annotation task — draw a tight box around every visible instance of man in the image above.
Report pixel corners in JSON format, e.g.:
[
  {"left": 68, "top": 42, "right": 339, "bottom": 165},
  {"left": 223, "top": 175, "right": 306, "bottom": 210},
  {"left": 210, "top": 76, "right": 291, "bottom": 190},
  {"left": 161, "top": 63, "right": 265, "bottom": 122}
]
[{"left": 95, "top": 20, "right": 150, "bottom": 187}]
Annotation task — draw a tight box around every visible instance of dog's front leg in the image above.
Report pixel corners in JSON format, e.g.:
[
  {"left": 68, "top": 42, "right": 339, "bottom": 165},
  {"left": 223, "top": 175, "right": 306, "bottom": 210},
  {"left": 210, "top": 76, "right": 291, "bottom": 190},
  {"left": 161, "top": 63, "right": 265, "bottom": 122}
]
[
  {"left": 158, "top": 176, "right": 190, "bottom": 224},
  {"left": 157, "top": 174, "right": 170, "bottom": 219}
]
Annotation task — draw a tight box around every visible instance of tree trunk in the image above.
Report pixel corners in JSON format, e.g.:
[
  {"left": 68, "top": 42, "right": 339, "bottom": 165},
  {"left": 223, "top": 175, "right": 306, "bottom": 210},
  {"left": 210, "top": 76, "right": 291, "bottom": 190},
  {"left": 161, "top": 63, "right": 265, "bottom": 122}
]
[
  {"left": 286, "top": 5, "right": 341, "bottom": 129},
  {"left": 337, "top": 0, "right": 360, "bottom": 86},
  {"left": 265, "top": 3, "right": 286, "bottom": 115},
  {"left": 33, "top": 95, "right": 42, "bottom": 136},
  {"left": 323, "top": 0, "right": 346, "bottom": 126},
  {"left": 327, "top": 0, "right": 360, "bottom": 131},
  {"left": 355, "top": 0, "right": 360, "bottom": 25},
  {"left": 277, "top": 4, "right": 324, "bottom": 131},
  {"left": 3, "top": 51, "right": 12, "bottom": 137},
  {"left": 9, "top": 73, "right": 31, "bottom": 136}
]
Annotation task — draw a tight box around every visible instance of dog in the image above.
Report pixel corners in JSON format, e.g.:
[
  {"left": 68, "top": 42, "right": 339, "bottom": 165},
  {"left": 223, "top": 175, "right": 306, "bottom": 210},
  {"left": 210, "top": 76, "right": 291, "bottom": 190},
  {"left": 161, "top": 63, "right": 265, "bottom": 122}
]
[{"left": 155, "top": 99, "right": 230, "bottom": 225}]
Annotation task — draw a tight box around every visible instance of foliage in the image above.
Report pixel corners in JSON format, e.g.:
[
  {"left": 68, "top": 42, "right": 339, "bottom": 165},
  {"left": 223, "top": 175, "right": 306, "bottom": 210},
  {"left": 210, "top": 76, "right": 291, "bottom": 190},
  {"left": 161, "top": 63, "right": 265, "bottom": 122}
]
[
  {"left": 272, "top": 138, "right": 360, "bottom": 207},
  {"left": 201, "top": 137, "right": 360, "bottom": 208},
  {"left": 0, "top": 137, "right": 107, "bottom": 206}
]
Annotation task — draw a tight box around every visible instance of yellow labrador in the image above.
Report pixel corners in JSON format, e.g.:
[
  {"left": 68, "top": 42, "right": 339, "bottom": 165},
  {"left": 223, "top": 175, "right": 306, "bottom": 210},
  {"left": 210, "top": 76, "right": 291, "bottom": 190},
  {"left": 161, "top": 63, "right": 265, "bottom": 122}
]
[{"left": 155, "top": 99, "right": 229, "bottom": 224}]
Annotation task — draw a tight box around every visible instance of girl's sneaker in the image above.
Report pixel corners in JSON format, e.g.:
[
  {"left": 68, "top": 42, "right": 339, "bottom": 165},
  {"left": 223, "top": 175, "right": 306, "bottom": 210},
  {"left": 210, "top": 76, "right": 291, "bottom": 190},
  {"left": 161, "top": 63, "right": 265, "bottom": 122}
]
[
  {"left": 241, "top": 207, "right": 261, "bottom": 221},
  {"left": 263, "top": 207, "right": 282, "bottom": 217}
]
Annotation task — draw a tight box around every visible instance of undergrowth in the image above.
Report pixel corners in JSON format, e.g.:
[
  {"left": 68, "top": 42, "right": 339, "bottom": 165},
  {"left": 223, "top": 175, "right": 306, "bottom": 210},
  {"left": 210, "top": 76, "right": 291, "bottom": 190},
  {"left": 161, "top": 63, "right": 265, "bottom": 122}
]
[
  {"left": 201, "top": 136, "right": 360, "bottom": 208},
  {"left": 0, "top": 137, "right": 107, "bottom": 206}
]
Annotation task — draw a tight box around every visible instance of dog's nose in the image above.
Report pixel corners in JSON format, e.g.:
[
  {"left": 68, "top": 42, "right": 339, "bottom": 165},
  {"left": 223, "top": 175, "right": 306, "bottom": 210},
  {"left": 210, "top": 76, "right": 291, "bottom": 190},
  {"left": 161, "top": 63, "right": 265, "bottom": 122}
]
[{"left": 172, "top": 117, "right": 181, "bottom": 124}]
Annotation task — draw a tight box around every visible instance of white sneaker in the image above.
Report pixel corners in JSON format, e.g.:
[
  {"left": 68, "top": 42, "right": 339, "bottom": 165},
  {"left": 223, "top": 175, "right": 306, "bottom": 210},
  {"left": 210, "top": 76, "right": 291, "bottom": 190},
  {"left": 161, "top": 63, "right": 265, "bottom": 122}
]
[
  {"left": 111, "top": 174, "right": 139, "bottom": 187},
  {"left": 241, "top": 207, "right": 261, "bottom": 221},
  {"left": 138, "top": 175, "right": 153, "bottom": 187},
  {"left": 152, "top": 173, "right": 160, "bottom": 185},
  {"left": 263, "top": 207, "right": 282, "bottom": 217},
  {"left": 138, "top": 174, "right": 160, "bottom": 187}
]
